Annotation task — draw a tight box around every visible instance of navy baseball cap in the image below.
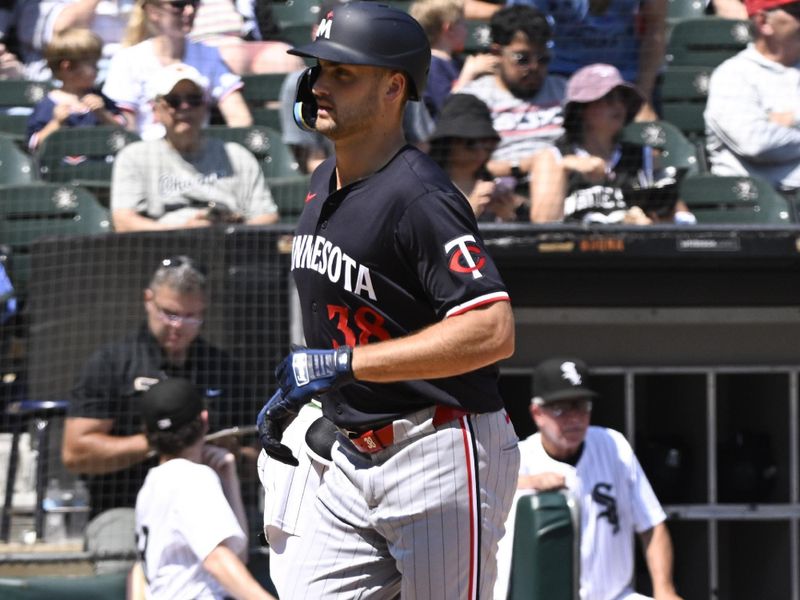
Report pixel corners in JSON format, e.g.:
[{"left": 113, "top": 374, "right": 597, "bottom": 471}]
[
  {"left": 141, "top": 378, "right": 205, "bottom": 432},
  {"left": 533, "top": 358, "right": 599, "bottom": 404}
]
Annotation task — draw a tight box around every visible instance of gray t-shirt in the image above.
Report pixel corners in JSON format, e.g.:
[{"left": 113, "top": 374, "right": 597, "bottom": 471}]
[
  {"left": 111, "top": 137, "right": 277, "bottom": 225},
  {"left": 460, "top": 74, "right": 567, "bottom": 162}
]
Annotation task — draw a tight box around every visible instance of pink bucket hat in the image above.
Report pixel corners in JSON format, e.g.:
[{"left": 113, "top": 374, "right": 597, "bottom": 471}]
[{"left": 564, "top": 63, "right": 644, "bottom": 120}]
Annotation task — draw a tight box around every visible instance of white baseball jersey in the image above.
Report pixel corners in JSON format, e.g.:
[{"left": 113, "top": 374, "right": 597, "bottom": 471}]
[
  {"left": 496, "top": 426, "right": 666, "bottom": 600},
  {"left": 135, "top": 458, "right": 247, "bottom": 600}
]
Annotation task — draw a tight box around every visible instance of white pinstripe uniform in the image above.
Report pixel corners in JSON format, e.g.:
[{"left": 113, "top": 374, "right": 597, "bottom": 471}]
[
  {"left": 135, "top": 459, "right": 247, "bottom": 600},
  {"left": 495, "top": 426, "right": 666, "bottom": 600},
  {"left": 285, "top": 142, "right": 520, "bottom": 599}
]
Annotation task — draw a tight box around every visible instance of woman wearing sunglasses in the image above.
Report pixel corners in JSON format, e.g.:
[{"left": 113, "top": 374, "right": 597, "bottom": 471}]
[
  {"left": 102, "top": 0, "right": 252, "bottom": 140},
  {"left": 428, "top": 94, "right": 524, "bottom": 222},
  {"left": 530, "top": 63, "right": 695, "bottom": 225}
]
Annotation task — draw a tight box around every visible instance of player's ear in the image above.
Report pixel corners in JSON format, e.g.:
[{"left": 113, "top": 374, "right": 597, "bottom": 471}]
[{"left": 384, "top": 71, "right": 406, "bottom": 103}]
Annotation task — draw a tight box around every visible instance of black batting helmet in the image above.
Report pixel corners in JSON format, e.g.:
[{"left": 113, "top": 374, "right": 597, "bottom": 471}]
[{"left": 289, "top": 2, "right": 430, "bottom": 100}]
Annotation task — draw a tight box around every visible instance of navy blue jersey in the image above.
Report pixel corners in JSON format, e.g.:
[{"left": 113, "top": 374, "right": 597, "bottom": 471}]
[{"left": 291, "top": 145, "right": 510, "bottom": 430}]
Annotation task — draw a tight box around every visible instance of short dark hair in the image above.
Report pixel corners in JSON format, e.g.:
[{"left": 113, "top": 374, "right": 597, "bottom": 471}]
[
  {"left": 490, "top": 5, "right": 552, "bottom": 47},
  {"left": 146, "top": 416, "right": 204, "bottom": 456}
]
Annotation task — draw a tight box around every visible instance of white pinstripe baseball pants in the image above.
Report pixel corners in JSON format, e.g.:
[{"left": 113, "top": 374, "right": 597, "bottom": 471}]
[{"left": 281, "top": 408, "right": 520, "bottom": 600}]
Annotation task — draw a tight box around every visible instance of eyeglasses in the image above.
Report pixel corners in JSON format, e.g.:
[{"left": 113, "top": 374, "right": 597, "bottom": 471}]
[
  {"left": 151, "top": 299, "right": 204, "bottom": 328},
  {"left": 161, "top": 93, "right": 205, "bottom": 110},
  {"left": 536, "top": 398, "right": 593, "bottom": 417},
  {"left": 155, "top": 0, "right": 199, "bottom": 13},
  {"left": 507, "top": 50, "right": 551, "bottom": 67}
]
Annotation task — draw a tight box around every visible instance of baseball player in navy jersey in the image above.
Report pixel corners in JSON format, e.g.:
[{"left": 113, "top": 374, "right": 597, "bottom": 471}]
[
  {"left": 255, "top": 3, "right": 520, "bottom": 599},
  {"left": 495, "top": 358, "right": 682, "bottom": 600}
]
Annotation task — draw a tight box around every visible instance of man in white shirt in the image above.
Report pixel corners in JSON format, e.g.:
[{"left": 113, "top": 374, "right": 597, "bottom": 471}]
[
  {"left": 495, "top": 357, "right": 682, "bottom": 600},
  {"left": 705, "top": 0, "right": 800, "bottom": 191}
]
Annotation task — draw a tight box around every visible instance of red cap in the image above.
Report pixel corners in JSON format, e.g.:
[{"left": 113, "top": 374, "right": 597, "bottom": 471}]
[{"left": 745, "top": 0, "right": 800, "bottom": 16}]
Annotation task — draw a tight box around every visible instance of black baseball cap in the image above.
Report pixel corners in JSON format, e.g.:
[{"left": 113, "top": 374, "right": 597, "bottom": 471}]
[
  {"left": 429, "top": 94, "right": 500, "bottom": 142},
  {"left": 533, "top": 357, "right": 598, "bottom": 404},
  {"left": 141, "top": 378, "right": 205, "bottom": 432}
]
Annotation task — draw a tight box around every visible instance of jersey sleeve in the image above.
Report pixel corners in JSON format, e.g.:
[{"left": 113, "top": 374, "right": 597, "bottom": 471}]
[
  {"left": 175, "top": 466, "right": 247, "bottom": 561},
  {"left": 395, "top": 190, "right": 509, "bottom": 320}
]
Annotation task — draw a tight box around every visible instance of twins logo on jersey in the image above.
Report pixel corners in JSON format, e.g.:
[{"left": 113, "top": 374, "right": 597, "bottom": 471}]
[
  {"left": 592, "top": 482, "right": 620, "bottom": 534},
  {"left": 444, "top": 234, "right": 486, "bottom": 279}
]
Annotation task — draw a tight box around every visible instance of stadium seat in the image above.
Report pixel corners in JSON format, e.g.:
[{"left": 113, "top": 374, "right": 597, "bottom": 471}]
[
  {"left": 34, "top": 126, "right": 140, "bottom": 204},
  {"left": 0, "top": 80, "right": 52, "bottom": 110},
  {"left": 464, "top": 19, "right": 492, "bottom": 55},
  {"left": 678, "top": 174, "right": 793, "bottom": 224},
  {"left": 0, "top": 134, "right": 36, "bottom": 184},
  {"left": 666, "top": 18, "right": 751, "bottom": 67},
  {"left": 659, "top": 66, "right": 713, "bottom": 141},
  {"left": 621, "top": 120, "right": 702, "bottom": 175},
  {"left": 667, "top": 0, "right": 706, "bottom": 21},
  {"left": 272, "top": 0, "right": 320, "bottom": 27},
  {"left": 508, "top": 490, "right": 579, "bottom": 600},
  {"left": 205, "top": 125, "right": 301, "bottom": 178},
  {"left": 241, "top": 73, "right": 288, "bottom": 131},
  {"left": 0, "top": 572, "right": 127, "bottom": 599},
  {"left": 0, "top": 184, "right": 111, "bottom": 294},
  {"left": 0, "top": 114, "right": 30, "bottom": 141},
  {"left": 267, "top": 174, "right": 312, "bottom": 223}
]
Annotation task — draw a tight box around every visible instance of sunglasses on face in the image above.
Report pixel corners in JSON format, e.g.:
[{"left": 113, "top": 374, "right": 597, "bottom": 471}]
[
  {"left": 507, "top": 50, "right": 551, "bottom": 67},
  {"left": 161, "top": 93, "right": 205, "bottom": 110}
]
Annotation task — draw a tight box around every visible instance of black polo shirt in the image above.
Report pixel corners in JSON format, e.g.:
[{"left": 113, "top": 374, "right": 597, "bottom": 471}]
[
  {"left": 291, "top": 145, "right": 511, "bottom": 431},
  {"left": 69, "top": 324, "right": 249, "bottom": 516}
]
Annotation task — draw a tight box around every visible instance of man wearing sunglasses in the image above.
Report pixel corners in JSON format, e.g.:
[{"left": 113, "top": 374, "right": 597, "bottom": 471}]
[
  {"left": 495, "top": 357, "right": 682, "bottom": 600},
  {"left": 111, "top": 62, "right": 279, "bottom": 232},
  {"left": 705, "top": 0, "right": 800, "bottom": 193},
  {"left": 62, "top": 256, "right": 249, "bottom": 574}
]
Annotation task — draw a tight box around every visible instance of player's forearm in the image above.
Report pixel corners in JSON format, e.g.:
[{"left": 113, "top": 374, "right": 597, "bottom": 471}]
[
  {"left": 640, "top": 522, "right": 680, "bottom": 598},
  {"left": 351, "top": 300, "right": 513, "bottom": 382},
  {"left": 62, "top": 432, "right": 150, "bottom": 474},
  {"left": 203, "top": 545, "right": 276, "bottom": 600}
]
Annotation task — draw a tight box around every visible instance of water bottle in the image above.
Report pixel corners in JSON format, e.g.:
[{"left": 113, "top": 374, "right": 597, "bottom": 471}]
[
  {"left": 66, "top": 480, "right": 90, "bottom": 540},
  {"left": 42, "top": 478, "right": 67, "bottom": 543}
]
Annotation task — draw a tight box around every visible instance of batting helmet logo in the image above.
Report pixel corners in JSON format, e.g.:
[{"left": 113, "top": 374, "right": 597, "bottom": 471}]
[
  {"left": 445, "top": 235, "right": 486, "bottom": 279},
  {"left": 317, "top": 17, "right": 333, "bottom": 40}
]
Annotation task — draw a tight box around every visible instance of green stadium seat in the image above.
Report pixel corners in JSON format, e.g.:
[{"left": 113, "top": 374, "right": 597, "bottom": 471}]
[
  {"left": 205, "top": 125, "right": 301, "bottom": 178},
  {"left": 464, "top": 19, "right": 492, "bottom": 55},
  {"left": 667, "top": 0, "right": 706, "bottom": 21},
  {"left": 659, "top": 66, "right": 713, "bottom": 141},
  {"left": 0, "top": 134, "right": 36, "bottom": 184},
  {"left": 272, "top": 0, "right": 320, "bottom": 26},
  {"left": 621, "top": 120, "right": 702, "bottom": 175},
  {"left": 679, "top": 174, "right": 793, "bottom": 224},
  {"left": 666, "top": 18, "right": 751, "bottom": 67},
  {"left": 35, "top": 126, "right": 140, "bottom": 205},
  {"left": 252, "top": 107, "right": 283, "bottom": 132},
  {"left": 0, "top": 114, "right": 30, "bottom": 141},
  {"left": 0, "top": 184, "right": 111, "bottom": 294},
  {"left": 280, "top": 21, "right": 315, "bottom": 48},
  {"left": 508, "top": 490, "right": 579, "bottom": 600},
  {"left": 0, "top": 80, "right": 52, "bottom": 109},
  {"left": 241, "top": 73, "right": 288, "bottom": 107},
  {"left": 268, "top": 174, "right": 312, "bottom": 223}
]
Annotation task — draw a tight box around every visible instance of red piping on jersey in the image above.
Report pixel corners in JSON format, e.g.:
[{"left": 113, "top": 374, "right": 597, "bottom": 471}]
[
  {"left": 460, "top": 416, "right": 479, "bottom": 600},
  {"left": 447, "top": 294, "right": 510, "bottom": 318}
]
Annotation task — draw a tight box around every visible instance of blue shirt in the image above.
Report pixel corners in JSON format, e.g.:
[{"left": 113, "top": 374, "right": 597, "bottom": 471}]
[{"left": 27, "top": 90, "right": 123, "bottom": 147}]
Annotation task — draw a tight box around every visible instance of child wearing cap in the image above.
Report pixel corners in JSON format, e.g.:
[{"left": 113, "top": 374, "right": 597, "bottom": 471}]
[
  {"left": 529, "top": 63, "right": 695, "bottom": 225},
  {"left": 27, "top": 29, "right": 125, "bottom": 150},
  {"left": 135, "top": 378, "right": 275, "bottom": 600}
]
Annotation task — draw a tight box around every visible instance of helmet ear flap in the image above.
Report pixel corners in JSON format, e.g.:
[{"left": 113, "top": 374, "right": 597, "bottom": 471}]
[{"left": 293, "top": 66, "right": 320, "bottom": 132}]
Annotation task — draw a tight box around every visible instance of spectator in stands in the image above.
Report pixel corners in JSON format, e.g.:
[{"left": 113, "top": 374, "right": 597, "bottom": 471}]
[
  {"left": 494, "top": 357, "right": 683, "bottom": 600},
  {"left": 506, "top": 0, "right": 665, "bottom": 119},
  {"left": 188, "top": 0, "right": 304, "bottom": 74},
  {"left": 0, "top": 3, "right": 23, "bottom": 81},
  {"left": 428, "top": 93, "right": 523, "bottom": 221},
  {"left": 710, "top": 0, "right": 748, "bottom": 18},
  {"left": 103, "top": 0, "right": 252, "bottom": 140},
  {"left": 459, "top": 6, "right": 566, "bottom": 202},
  {"left": 135, "top": 378, "right": 276, "bottom": 600},
  {"left": 62, "top": 255, "right": 249, "bottom": 573},
  {"left": 110, "top": 63, "right": 278, "bottom": 231},
  {"left": 530, "top": 63, "right": 695, "bottom": 224},
  {"left": 705, "top": 0, "right": 800, "bottom": 192},
  {"left": 28, "top": 0, "right": 136, "bottom": 82},
  {"left": 27, "top": 29, "right": 125, "bottom": 150},
  {"left": 410, "top": 0, "right": 498, "bottom": 119}
]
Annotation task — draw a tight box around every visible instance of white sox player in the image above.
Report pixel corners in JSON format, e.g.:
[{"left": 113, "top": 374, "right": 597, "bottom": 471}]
[{"left": 495, "top": 358, "right": 682, "bottom": 600}]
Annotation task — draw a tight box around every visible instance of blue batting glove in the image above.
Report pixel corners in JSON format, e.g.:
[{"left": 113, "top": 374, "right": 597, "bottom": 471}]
[
  {"left": 276, "top": 345, "right": 354, "bottom": 406},
  {"left": 256, "top": 391, "right": 299, "bottom": 467}
]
